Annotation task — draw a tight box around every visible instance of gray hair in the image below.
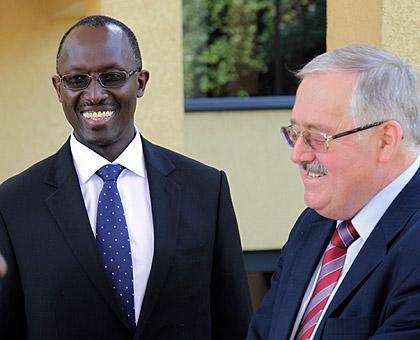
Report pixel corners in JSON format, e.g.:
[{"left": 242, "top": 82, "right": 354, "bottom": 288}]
[{"left": 297, "top": 44, "right": 420, "bottom": 149}]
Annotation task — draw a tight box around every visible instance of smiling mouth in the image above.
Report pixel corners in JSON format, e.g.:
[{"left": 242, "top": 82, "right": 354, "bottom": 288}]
[
  {"left": 302, "top": 163, "right": 327, "bottom": 178},
  {"left": 307, "top": 170, "right": 325, "bottom": 178},
  {"left": 82, "top": 110, "right": 115, "bottom": 121}
]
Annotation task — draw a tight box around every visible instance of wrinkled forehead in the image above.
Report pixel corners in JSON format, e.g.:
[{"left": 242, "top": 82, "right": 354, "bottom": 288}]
[
  {"left": 58, "top": 24, "right": 135, "bottom": 73},
  {"left": 291, "top": 72, "right": 357, "bottom": 132}
]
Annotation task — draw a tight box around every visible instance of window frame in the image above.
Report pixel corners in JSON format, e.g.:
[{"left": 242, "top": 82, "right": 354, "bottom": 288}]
[{"left": 184, "top": 95, "right": 295, "bottom": 112}]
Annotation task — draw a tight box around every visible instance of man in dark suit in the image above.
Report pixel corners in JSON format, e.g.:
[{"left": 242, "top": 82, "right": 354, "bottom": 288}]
[
  {"left": 247, "top": 44, "right": 420, "bottom": 339},
  {"left": 0, "top": 15, "right": 251, "bottom": 339}
]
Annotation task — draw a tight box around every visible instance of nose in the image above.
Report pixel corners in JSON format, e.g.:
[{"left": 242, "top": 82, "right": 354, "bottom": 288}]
[
  {"left": 291, "top": 135, "right": 316, "bottom": 165},
  {"left": 82, "top": 76, "right": 109, "bottom": 104}
]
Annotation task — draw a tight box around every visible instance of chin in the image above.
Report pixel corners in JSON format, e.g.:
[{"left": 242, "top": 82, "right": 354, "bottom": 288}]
[
  {"left": 304, "top": 193, "right": 324, "bottom": 209},
  {"left": 305, "top": 196, "right": 333, "bottom": 216}
]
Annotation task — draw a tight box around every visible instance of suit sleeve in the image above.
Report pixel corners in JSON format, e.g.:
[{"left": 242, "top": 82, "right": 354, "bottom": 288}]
[
  {"left": 210, "top": 171, "right": 252, "bottom": 340},
  {"left": 246, "top": 250, "right": 282, "bottom": 340},
  {"left": 246, "top": 208, "right": 311, "bottom": 340},
  {"left": 0, "top": 210, "right": 26, "bottom": 339}
]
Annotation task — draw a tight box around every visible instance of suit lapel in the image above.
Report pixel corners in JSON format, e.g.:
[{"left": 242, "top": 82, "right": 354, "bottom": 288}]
[
  {"left": 44, "top": 141, "right": 132, "bottom": 330},
  {"left": 135, "top": 138, "right": 181, "bottom": 337},
  {"left": 271, "top": 217, "right": 336, "bottom": 339},
  {"left": 315, "top": 168, "right": 420, "bottom": 338},
  {"left": 316, "top": 226, "right": 385, "bottom": 336}
]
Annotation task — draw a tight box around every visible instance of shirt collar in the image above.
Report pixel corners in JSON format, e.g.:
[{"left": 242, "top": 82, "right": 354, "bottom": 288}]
[
  {"left": 70, "top": 127, "right": 146, "bottom": 184},
  {"left": 339, "top": 154, "right": 420, "bottom": 241}
]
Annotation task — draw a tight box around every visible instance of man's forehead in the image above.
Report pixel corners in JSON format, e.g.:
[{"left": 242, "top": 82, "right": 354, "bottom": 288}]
[
  {"left": 291, "top": 72, "right": 356, "bottom": 130},
  {"left": 65, "top": 23, "right": 127, "bottom": 46},
  {"left": 297, "top": 72, "right": 357, "bottom": 98},
  {"left": 58, "top": 24, "right": 134, "bottom": 71}
]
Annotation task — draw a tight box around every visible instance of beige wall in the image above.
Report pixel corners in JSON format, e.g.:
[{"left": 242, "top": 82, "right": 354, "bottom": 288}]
[
  {"left": 382, "top": 0, "right": 420, "bottom": 65},
  {"left": 327, "top": 0, "right": 382, "bottom": 49},
  {"left": 185, "top": 110, "right": 305, "bottom": 250},
  {"left": 0, "top": 0, "right": 184, "bottom": 181},
  {"left": 327, "top": 0, "right": 420, "bottom": 64},
  {"left": 1, "top": 0, "right": 73, "bottom": 181}
]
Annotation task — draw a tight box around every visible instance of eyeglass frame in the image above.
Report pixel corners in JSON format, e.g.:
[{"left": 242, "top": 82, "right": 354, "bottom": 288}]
[
  {"left": 281, "top": 121, "right": 386, "bottom": 152},
  {"left": 56, "top": 67, "right": 141, "bottom": 90}
]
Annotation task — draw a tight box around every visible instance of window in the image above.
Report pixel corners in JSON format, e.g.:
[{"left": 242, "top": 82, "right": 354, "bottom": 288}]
[{"left": 183, "top": 0, "right": 326, "bottom": 105}]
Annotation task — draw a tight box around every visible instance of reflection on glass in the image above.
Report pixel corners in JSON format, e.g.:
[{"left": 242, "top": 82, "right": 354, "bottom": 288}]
[{"left": 183, "top": 0, "right": 326, "bottom": 98}]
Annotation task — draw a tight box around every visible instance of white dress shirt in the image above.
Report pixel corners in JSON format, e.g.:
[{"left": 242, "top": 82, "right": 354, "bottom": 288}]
[
  {"left": 291, "top": 154, "right": 420, "bottom": 339},
  {"left": 70, "top": 129, "right": 154, "bottom": 323}
]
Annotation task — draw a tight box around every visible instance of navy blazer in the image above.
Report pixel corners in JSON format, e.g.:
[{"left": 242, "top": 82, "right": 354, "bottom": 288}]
[
  {"left": 0, "top": 137, "right": 252, "bottom": 340},
  {"left": 248, "top": 168, "right": 420, "bottom": 340}
]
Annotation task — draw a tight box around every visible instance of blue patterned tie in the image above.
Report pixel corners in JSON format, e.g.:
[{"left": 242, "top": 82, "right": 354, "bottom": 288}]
[{"left": 96, "top": 164, "right": 135, "bottom": 328}]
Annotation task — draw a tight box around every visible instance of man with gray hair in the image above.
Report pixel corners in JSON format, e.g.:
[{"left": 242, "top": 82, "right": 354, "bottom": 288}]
[{"left": 247, "top": 44, "right": 420, "bottom": 339}]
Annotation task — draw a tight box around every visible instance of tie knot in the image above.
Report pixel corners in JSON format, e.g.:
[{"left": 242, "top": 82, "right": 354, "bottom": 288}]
[
  {"left": 96, "top": 164, "right": 125, "bottom": 182},
  {"left": 330, "top": 220, "right": 359, "bottom": 248}
]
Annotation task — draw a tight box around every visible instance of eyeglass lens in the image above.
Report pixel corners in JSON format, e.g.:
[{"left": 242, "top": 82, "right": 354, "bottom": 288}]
[
  {"left": 281, "top": 126, "right": 326, "bottom": 152},
  {"left": 62, "top": 71, "right": 129, "bottom": 89}
]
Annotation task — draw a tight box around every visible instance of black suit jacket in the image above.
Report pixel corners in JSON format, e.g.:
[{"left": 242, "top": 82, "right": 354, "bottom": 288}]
[
  {"left": 0, "top": 137, "right": 252, "bottom": 340},
  {"left": 248, "top": 168, "right": 420, "bottom": 340}
]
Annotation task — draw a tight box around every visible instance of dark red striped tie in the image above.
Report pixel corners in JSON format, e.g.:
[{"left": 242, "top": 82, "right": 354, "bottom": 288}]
[{"left": 296, "top": 220, "right": 359, "bottom": 340}]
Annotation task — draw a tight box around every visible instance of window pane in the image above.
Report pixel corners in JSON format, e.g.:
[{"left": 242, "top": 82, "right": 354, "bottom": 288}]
[{"left": 183, "top": 0, "right": 326, "bottom": 98}]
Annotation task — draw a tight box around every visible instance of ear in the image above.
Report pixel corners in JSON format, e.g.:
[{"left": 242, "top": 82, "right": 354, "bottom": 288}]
[
  {"left": 52, "top": 75, "right": 63, "bottom": 102},
  {"left": 377, "top": 120, "right": 403, "bottom": 163},
  {"left": 136, "top": 70, "right": 150, "bottom": 98}
]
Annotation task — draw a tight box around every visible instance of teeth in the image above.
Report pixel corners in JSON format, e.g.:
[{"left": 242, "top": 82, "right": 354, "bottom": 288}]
[
  {"left": 308, "top": 171, "right": 325, "bottom": 178},
  {"left": 83, "top": 111, "right": 114, "bottom": 120}
]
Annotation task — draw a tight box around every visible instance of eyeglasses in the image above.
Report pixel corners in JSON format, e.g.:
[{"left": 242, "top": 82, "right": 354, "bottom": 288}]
[
  {"left": 281, "top": 121, "right": 385, "bottom": 152},
  {"left": 57, "top": 67, "right": 141, "bottom": 90}
]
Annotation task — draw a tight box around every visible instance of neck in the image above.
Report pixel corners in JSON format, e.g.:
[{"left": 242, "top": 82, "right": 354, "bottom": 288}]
[
  {"left": 379, "top": 148, "right": 417, "bottom": 191},
  {"left": 74, "top": 127, "right": 136, "bottom": 162},
  {"left": 94, "top": 144, "right": 127, "bottom": 162}
]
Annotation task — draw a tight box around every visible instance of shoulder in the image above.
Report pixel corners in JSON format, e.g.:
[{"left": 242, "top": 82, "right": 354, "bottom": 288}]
[
  {"left": 294, "top": 208, "right": 327, "bottom": 228},
  {"left": 391, "top": 210, "right": 420, "bottom": 255},
  {"left": 0, "top": 156, "right": 55, "bottom": 214},
  {"left": 0, "top": 142, "right": 67, "bottom": 200},
  {"left": 1, "top": 156, "right": 54, "bottom": 193},
  {"left": 284, "top": 208, "right": 331, "bottom": 245}
]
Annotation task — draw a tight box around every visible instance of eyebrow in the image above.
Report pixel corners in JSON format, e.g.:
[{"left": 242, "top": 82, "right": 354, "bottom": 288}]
[
  {"left": 62, "top": 63, "right": 127, "bottom": 74},
  {"left": 290, "top": 119, "right": 331, "bottom": 133}
]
